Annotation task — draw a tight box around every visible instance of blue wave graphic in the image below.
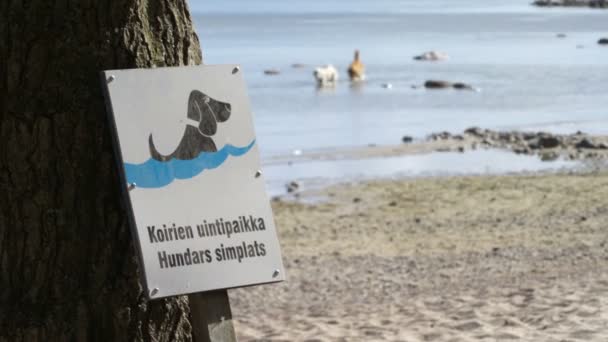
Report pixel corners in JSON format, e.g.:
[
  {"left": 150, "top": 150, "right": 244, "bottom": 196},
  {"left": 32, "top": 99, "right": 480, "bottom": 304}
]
[{"left": 124, "top": 140, "right": 256, "bottom": 188}]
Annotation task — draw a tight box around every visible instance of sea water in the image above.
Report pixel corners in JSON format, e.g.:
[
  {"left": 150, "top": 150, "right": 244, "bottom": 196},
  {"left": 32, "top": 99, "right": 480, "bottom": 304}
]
[
  {"left": 189, "top": 0, "right": 607, "bottom": 188},
  {"left": 191, "top": 0, "right": 607, "bottom": 158}
]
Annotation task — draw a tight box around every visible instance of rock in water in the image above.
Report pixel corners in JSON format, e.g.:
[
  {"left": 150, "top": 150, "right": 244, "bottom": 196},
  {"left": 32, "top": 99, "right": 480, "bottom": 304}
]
[
  {"left": 424, "top": 80, "right": 476, "bottom": 90},
  {"left": 534, "top": 0, "right": 608, "bottom": 8},
  {"left": 526, "top": 134, "right": 562, "bottom": 149},
  {"left": 424, "top": 80, "right": 452, "bottom": 88},
  {"left": 464, "top": 127, "right": 484, "bottom": 137},
  {"left": 538, "top": 135, "right": 561, "bottom": 148},
  {"left": 429, "top": 131, "right": 452, "bottom": 140},
  {"left": 453, "top": 82, "right": 474, "bottom": 90},
  {"left": 264, "top": 69, "right": 281, "bottom": 75},
  {"left": 402, "top": 136, "right": 414, "bottom": 143},
  {"left": 599, "top": 38, "right": 608, "bottom": 45},
  {"left": 576, "top": 138, "right": 597, "bottom": 149},
  {"left": 540, "top": 151, "right": 560, "bottom": 161},
  {"left": 413, "top": 51, "right": 449, "bottom": 61}
]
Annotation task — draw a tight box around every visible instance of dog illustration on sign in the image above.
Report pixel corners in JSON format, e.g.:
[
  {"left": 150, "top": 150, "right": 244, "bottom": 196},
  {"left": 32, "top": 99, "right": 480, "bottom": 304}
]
[
  {"left": 123, "top": 90, "right": 256, "bottom": 188},
  {"left": 149, "top": 90, "right": 231, "bottom": 161}
]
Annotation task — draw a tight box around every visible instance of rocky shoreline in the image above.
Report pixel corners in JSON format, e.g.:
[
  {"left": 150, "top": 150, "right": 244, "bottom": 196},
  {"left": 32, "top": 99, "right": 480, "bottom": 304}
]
[
  {"left": 421, "top": 127, "right": 608, "bottom": 161},
  {"left": 532, "top": 0, "right": 608, "bottom": 8}
]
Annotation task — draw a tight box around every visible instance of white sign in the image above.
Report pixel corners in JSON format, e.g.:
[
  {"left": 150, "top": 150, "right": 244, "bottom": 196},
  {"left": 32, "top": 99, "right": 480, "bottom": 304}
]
[{"left": 101, "top": 65, "right": 285, "bottom": 299}]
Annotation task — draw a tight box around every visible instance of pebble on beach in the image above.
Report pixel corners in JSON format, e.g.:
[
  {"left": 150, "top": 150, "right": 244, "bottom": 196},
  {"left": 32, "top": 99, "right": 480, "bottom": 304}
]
[{"left": 286, "top": 180, "right": 300, "bottom": 193}]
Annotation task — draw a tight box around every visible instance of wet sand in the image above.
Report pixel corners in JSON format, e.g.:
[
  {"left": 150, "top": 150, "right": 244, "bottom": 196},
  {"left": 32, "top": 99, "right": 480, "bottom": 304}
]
[{"left": 230, "top": 171, "right": 608, "bottom": 341}]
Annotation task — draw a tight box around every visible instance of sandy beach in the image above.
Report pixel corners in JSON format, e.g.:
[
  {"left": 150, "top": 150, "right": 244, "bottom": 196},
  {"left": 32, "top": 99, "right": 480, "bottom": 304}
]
[
  {"left": 199, "top": 3, "right": 608, "bottom": 339},
  {"left": 229, "top": 169, "right": 608, "bottom": 341}
]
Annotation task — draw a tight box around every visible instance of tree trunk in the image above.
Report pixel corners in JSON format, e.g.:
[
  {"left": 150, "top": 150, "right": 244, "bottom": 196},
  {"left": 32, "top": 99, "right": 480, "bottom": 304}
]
[{"left": 1, "top": 1, "right": 202, "bottom": 340}]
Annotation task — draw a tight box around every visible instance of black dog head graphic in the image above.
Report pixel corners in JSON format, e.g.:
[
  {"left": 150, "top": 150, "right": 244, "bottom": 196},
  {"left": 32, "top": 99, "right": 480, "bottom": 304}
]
[{"left": 149, "top": 90, "right": 232, "bottom": 161}]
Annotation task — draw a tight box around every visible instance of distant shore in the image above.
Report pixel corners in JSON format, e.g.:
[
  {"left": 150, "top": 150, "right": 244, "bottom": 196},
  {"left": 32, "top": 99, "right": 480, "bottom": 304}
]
[{"left": 533, "top": 0, "right": 608, "bottom": 8}]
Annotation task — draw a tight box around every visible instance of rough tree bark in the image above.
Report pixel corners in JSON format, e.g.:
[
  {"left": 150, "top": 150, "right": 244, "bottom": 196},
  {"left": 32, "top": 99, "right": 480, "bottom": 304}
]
[{"left": 1, "top": 1, "right": 202, "bottom": 341}]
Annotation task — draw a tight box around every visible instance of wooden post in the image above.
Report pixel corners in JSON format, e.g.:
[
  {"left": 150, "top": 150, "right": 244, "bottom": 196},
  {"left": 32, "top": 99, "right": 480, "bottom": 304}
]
[{"left": 189, "top": 290, "right": 238, "bottom": 342}]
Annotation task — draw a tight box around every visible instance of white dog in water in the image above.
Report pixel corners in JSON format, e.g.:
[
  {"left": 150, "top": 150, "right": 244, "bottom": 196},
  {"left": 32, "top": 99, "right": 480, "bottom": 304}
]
[{"left": 313, "top": 65, "right": 338, "bottom": 87}]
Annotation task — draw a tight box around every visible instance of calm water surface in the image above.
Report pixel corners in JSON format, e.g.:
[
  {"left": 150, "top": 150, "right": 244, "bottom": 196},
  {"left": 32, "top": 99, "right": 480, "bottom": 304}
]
[{"left": 191, "top": 0, "right": 608, "bottom": 161}]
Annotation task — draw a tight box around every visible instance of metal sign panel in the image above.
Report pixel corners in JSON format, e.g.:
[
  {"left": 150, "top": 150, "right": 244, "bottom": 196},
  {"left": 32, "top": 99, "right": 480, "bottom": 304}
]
[{"left": 101, "top": 65, "right": 285, "bottom": 299}]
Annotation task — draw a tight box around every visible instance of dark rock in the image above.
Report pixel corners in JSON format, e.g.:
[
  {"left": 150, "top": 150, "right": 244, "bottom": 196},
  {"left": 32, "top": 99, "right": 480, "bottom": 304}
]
[
  {"left": 264, "top": 69, "right": 281, "bottom": 75},
  {"left": 514, "top": 147, "right": 530, "bottom": 154},
  {"left": 540, "top": 151, "right": 559, "bottom": 161},
  {"left": 599, "top": 38, "right": 608, "bottom": 45},
  {"left": 534, "top": 0, "right": 608, "bottom": 8},
  {"left": 528, "top": 139, "right": 541, "bottom": 150},
  {"left": 457, "top": 146, "right": 465, "bottom": 153},
  {"left": 464, "top": 126, "right": 484, "bottom": 137},
  {"left": 402, "top": 135, "right": 414, "bottom": 143},
  {"left": 538, "top": 135, "right": 561, "bottom": 148},
  {"left": 413, "top": 51, "right": 449, "bottom": 61},
  {"left": 423, "top": 81, "right": 477, "bottom": 90},
  {"left": 497, "top": 132, "right": 512, "bottom": 141},
  {"left": 429, "top": 131, "right": 452, "bottom": 140},
  {"left": 453, "top": 134, "right": 464, "bottom": 140},
  {"left": 452, "top": 82, "right": 474, "bottom": 90},
  {"left": 576, "top": 138, "right": 596, "bottom": 149},
  {"left": 522, "top": 132, "right": 538, "bottom": 140},
  {"left": 556, "top": 33, "right": 567, "bottom": 38},
  {"left": 591, "top": 0, "right": 608, "bottom": 8},
  {"left": 353, "top": 197, "right": 361, "bottom": 203},
  {"left": 424, "top": 80, "right": 452, "bottom": 88},
  {"left": 286, "top": 181, "right": 300, "bottom": 193}
]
